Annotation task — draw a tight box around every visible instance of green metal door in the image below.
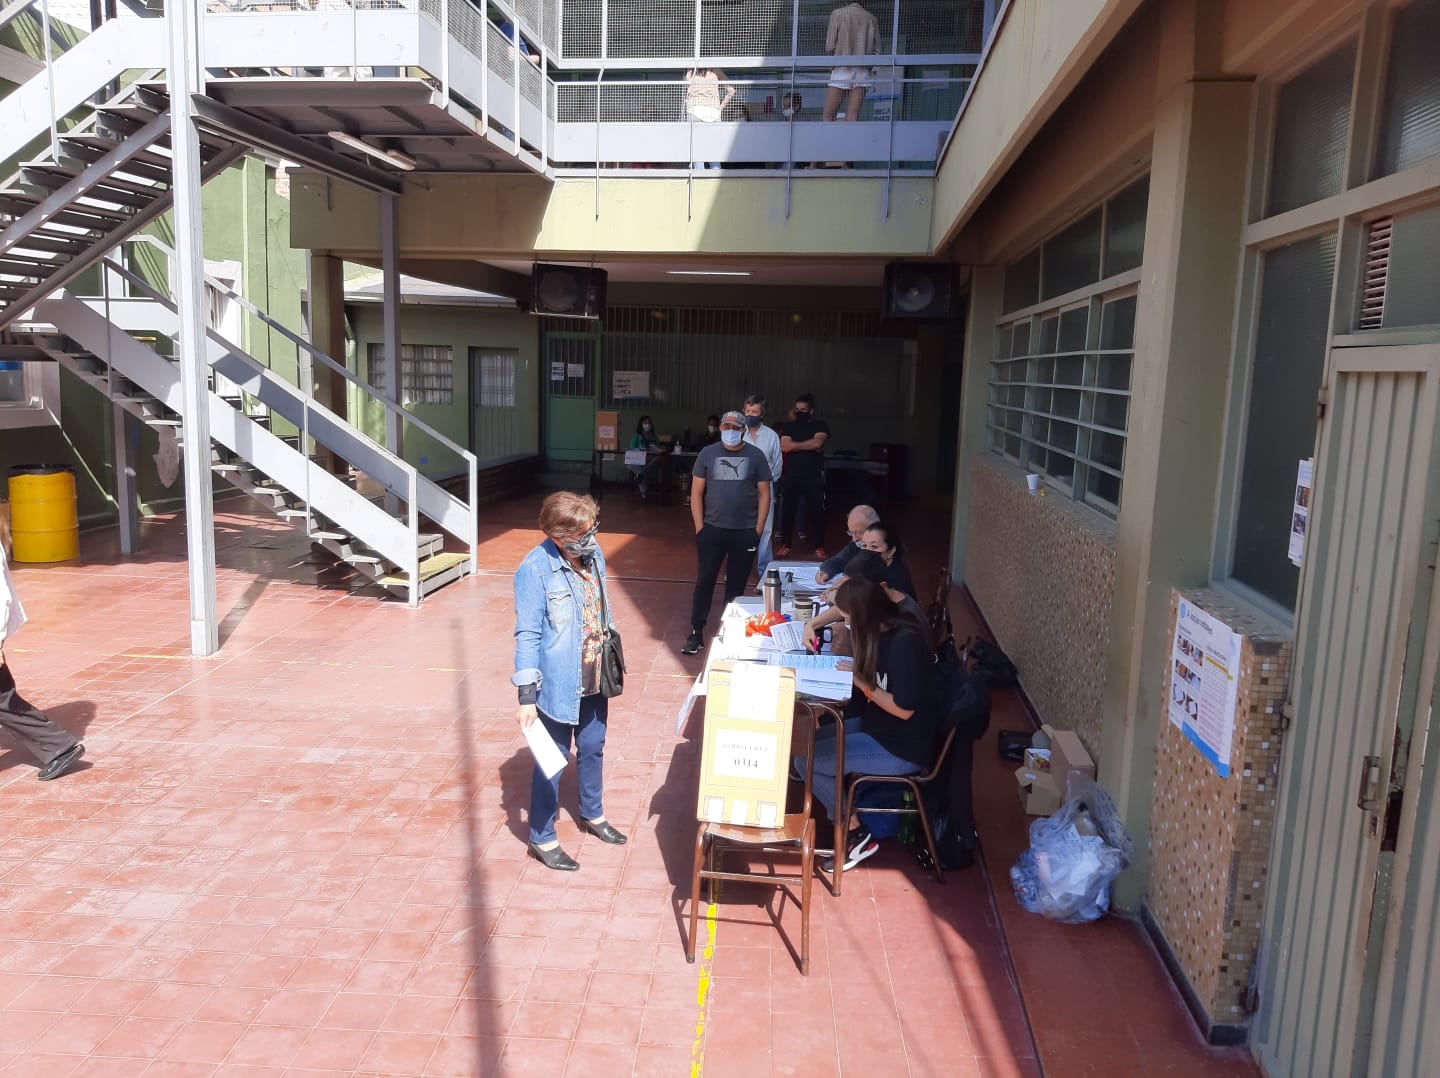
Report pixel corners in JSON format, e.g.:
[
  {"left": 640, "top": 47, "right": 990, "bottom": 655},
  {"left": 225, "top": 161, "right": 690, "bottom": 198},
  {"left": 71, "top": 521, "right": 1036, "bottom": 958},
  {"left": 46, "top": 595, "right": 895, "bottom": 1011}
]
[
  {"left": 1256, "top": 345, "right": 1440, "bottom": 1078},
  {"left": 544, "top": 331, "right": 598, "bottom": 463}
]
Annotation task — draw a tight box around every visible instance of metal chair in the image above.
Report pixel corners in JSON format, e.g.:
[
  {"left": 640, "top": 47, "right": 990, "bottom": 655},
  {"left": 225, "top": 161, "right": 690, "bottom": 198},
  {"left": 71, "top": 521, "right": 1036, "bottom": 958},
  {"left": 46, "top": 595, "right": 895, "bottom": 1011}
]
[
  {"left": 927, "top": 567, "right": 954, "bottom": 646},
  {"left": 841, "top": 726, "right": 959, "bottom": 884},
  {"left": 687, "top": 702, "right": 821, "bottom": 975}
]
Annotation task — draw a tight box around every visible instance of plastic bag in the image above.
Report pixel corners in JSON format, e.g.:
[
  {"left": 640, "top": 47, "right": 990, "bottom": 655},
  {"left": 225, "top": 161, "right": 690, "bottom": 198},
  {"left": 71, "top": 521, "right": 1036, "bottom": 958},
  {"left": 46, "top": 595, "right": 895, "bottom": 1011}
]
[{"left": 1010, "top": 771, "right": 1134, "bottom": 924}]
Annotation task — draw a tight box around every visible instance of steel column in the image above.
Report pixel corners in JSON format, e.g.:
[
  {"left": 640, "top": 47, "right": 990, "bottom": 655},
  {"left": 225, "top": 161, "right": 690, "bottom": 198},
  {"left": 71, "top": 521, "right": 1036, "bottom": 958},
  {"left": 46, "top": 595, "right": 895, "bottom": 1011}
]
[
  {"left": 167, "top": 0, "right": 218, "bottom": 656},
  {"left": 380, "top": 192, "right": 403, "bottom": 460}
]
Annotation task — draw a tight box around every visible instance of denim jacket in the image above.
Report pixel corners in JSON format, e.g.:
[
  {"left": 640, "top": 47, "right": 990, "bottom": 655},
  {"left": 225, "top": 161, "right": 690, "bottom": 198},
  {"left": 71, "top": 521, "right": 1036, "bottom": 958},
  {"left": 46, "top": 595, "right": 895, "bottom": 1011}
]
[{"left": 511, "top": 538, "right": 614, "bottom": 726}]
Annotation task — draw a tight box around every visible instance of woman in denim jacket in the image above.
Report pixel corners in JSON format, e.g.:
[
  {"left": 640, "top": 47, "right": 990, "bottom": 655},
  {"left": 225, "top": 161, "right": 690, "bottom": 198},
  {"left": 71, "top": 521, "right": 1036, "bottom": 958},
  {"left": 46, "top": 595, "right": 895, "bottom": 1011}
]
[{"left": 511, "top": 492, "right": 628, "bottom": 870}]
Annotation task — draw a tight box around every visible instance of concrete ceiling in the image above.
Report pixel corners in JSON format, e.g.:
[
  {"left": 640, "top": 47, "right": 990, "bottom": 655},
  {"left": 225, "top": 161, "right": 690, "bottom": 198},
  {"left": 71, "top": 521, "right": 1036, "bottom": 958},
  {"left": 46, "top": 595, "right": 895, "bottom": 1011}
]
[{"left": 485, "top": 258, "right": 888, "bottom": 287}]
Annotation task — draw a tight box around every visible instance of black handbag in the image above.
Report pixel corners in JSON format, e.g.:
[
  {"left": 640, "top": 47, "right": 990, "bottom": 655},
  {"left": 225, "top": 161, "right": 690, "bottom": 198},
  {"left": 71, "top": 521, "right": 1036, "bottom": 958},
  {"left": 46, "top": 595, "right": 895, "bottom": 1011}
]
[{"left": 598, "top": 576, "right": 626, "bottom": 698}]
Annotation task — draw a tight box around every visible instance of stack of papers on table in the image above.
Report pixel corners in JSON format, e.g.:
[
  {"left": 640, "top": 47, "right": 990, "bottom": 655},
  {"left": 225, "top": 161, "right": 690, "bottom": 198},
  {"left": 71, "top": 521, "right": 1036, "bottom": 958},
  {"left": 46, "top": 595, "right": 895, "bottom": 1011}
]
[
  {"left": 759, "top": 562, "right": 828, "bottom": 595},
  {"left": 766, "top": 652, "right": 852, "bottom": 700}
]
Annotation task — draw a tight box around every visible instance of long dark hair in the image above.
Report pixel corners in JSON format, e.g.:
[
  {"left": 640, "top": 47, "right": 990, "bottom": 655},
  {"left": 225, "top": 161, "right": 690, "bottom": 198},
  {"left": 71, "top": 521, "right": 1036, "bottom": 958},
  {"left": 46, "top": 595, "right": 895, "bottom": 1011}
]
[
  {"left": 864, "top": 521, "right": 903, "bottom": 560},
  {"left": 835, "top": 577, "right": 928, "bottom": 687}
]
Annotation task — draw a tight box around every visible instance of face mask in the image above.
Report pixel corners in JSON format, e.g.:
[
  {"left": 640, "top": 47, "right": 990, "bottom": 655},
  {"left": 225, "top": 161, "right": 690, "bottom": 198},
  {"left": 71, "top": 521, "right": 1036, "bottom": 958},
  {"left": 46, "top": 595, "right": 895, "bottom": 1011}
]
[
  {"left": 707, "top": 424, "right": 718, "bottom": 434},
  {"left": 560, "top": 526, "right": 599, "bottom": 563},
  {"left": 794, "top": 409, "right": 811, "bottom": 419},
  {"left": 720, "top": 429, "right": 744, "bottom": 448},
  {"left": 782, "top": 107, "right": 795, "bottom": 118},
  {"left": 641, "top": 422, "right": 653, "bottom": 432},
  {"left": 744, "top": 415, "right": 762, "bottom": 428}
]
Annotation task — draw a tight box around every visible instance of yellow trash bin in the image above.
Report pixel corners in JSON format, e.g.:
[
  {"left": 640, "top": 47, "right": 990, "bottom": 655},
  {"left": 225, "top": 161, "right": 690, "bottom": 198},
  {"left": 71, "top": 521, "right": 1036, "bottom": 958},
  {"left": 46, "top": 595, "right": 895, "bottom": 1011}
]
[{"left": 9, "top": 466, "right": 80, "bottom": 563}]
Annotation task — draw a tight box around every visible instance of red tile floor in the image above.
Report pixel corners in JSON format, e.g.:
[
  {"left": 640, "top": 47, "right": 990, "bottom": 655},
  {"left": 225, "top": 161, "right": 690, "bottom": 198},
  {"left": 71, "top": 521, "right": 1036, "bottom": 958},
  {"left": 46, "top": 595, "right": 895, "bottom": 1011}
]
[{"left": 0, "top": 490, "right": 1261, "bottom": 1077}]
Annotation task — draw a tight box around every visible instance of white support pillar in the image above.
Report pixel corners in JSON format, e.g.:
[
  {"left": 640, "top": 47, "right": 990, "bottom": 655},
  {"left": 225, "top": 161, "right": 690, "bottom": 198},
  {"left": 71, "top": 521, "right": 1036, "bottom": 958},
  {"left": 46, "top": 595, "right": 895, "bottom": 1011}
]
[
  {"left": 112, "top": 407, "right": 140, "bottom": 555},
  {"left": 379, "top": 192, "right": 402, "bottom": 459},
  {"left": 168, "top": 0, "right": 218, "bottom": 657}
]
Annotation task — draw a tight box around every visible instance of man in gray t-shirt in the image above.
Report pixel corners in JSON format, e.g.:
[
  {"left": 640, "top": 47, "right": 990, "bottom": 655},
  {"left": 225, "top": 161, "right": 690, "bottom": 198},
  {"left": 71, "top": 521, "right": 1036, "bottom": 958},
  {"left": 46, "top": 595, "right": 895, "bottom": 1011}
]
[{"left": 682, "top": 411, "right": 772, "bottom": 654}]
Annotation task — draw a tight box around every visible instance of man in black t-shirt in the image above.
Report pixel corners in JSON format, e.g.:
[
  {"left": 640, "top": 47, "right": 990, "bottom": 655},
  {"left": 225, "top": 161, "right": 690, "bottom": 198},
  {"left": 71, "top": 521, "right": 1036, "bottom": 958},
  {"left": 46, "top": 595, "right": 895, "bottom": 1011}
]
[{"left": 775, "top": 392, "right": 831, "bottom": 559}]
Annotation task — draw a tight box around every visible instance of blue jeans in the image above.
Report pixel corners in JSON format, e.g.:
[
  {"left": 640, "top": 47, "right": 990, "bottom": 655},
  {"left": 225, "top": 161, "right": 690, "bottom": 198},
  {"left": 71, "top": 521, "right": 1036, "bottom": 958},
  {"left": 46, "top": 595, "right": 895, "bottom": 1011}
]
[
  {"left": 756, "top": 503, "right": 775, "bottom": 577},
  {"left": 529, "top": 695, "right": 608, "bottom": 845},
  {"left": 802, "top": 717, "right": 922, "bottom": 822}
]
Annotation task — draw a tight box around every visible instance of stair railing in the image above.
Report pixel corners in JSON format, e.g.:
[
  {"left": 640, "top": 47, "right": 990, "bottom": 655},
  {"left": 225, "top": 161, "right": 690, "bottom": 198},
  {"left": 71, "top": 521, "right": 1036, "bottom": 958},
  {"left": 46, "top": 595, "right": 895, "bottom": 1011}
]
[
  {"left": 121, "top": 234, "right": 479, "bottom": 579},
  {"left": 97, "top": 257, "right": 431, "bottom": 606}
]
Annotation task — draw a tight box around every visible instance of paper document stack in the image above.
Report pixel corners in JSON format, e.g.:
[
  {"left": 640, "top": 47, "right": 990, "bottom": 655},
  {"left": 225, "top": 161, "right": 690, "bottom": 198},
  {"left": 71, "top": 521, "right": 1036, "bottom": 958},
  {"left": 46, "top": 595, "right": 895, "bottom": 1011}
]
[{"left": 766, "top": 652, "right": 852, "bottom": 700}]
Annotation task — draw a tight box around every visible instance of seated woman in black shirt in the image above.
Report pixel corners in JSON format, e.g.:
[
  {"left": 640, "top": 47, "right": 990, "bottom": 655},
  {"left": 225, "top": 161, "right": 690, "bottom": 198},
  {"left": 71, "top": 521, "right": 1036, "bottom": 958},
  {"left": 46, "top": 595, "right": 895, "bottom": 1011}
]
[
  {"left": 802, "top": 576, "right": 937, "bottom": 871},
  {"left": 860, "top": 521, "right": 916, "bottom": 599}
]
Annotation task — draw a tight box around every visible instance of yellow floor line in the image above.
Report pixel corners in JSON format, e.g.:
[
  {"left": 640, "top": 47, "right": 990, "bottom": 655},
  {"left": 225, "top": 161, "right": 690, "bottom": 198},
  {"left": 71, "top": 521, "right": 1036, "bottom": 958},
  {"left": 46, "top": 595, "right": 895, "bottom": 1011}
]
[{"left": 691, "top": 900, "right": 718, "bottom": 1078}]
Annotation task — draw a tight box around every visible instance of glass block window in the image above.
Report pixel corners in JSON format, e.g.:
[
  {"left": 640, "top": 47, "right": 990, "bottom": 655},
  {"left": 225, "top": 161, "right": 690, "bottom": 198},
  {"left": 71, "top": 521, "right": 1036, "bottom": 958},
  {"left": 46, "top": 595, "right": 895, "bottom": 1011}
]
[
  {"left": 1232, "top": 233, "right": 1337, "bottom": 610},
  {"left": 1267, "top": 41, "right": 1357, "bottom": 216},
  {"left": 366, "top": 344, "right": 454, "bottom": 406},
  {"left": 1376, "top": 0, "right": 1440, "bottom": 177},
  {"left": 987, "top": 287, "right": 1138, "bottom": 516},
  {"left": 1002, "top": 177, "right": 1148, "bottom": 314}
]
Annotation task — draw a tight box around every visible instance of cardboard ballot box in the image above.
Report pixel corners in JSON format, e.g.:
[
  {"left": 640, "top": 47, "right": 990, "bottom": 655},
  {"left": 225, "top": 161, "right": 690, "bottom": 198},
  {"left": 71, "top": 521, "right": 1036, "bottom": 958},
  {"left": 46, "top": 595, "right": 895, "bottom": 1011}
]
[
  {"left": 1016, "top": 724, "right": 1095, "bottom": 816},
  {"left": 595, "top": 410, "right": 620, "bottom": 451},
  {"left": 696, "top": 662, "right": 798, "bottom": 829}
]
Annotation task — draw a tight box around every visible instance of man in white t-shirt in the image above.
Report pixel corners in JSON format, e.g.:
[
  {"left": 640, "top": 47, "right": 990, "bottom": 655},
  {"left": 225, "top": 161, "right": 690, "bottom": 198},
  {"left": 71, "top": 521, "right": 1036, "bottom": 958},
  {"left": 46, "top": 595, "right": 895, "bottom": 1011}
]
[{"left": 742, "top": 394, "right": 784, "bottom": 577}]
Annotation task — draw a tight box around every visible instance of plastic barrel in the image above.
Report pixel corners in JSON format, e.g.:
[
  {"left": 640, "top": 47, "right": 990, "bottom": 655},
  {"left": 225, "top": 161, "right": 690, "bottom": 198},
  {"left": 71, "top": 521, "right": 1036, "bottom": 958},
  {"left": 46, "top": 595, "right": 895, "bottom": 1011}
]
[{"left": 9, "top": 466, "right": 80, "bottom": 563}]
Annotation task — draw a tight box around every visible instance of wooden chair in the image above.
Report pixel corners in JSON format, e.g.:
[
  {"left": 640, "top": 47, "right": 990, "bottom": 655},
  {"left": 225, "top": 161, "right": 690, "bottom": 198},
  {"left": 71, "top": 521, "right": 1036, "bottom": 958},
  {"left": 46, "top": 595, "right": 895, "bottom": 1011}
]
[
  {"left": 842, "top": 726, "right": 959, "bottom": 884},
  {"left": 687, "top": 703, "right": 821, "bottom": 974}
]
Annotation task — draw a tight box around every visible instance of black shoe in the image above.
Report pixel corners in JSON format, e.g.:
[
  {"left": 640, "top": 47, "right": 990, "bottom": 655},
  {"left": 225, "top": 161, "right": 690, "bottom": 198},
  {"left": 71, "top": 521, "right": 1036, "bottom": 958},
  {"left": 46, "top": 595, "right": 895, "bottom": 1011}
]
[
  {"left": 38, "top": 743, "right": 84, "bottom": 782},
  {"left": 814, "top": 826, "right": 865, "bottom": 859},
  {"left": 681, "top": 629, "right": 703, "bottom": 655},
  {"left": 579, "top": 819, "right": 628, "bottom": 845},
  {"left": 819, "top": 829, "right": 877, "bottom": 875},
  {"left": 528, "top": 843, "right": 580, "bottom": 871}
]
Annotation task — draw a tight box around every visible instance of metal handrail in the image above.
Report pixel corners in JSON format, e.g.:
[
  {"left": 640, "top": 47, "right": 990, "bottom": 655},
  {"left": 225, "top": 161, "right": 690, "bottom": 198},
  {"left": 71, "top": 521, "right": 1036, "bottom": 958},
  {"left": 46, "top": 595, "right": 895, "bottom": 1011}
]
[
  {"left": 0, "top": 0, "right": 39, "bottom": 35},
  {"left": 122, "top": 236, "right": 477, "bottom": 476}
]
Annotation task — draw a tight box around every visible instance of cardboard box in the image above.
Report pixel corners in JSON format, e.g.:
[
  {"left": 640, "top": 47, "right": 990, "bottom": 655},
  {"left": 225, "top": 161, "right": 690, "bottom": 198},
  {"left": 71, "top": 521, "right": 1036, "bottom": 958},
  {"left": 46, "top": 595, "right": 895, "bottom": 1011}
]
[
  {"left": 696, "top": 662, "right": 797, "bottom": 829},
  {"left": 1015, "top": 724, "right": 1095, "bottom": 816},
  {"left": 595, "top": 410, "right": 620, "bottom": 451}
]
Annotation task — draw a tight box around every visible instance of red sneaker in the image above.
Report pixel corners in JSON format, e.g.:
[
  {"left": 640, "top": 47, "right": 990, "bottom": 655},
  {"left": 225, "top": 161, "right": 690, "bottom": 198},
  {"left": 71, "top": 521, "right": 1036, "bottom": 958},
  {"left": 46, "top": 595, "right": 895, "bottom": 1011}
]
[
  {"left": 812, "top": 546, "right": 828, "bottom": 561},
  {"left": 773, "top": 543, "right": 792, "bottom": 557}
]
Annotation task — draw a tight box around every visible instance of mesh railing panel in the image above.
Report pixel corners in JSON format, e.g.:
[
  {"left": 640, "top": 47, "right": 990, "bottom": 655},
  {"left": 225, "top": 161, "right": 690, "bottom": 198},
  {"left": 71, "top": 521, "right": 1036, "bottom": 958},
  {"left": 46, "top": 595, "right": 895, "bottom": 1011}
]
[
  {"left": 487, "top": 21, "right": 515, "bottom": 85},
  {"left": 698, "top": 0, "right": 793, "bottom": 58},
  {"left": 513, "top": 0, "right": 543, "bottom": 40},
  {"left": 897, "top": 0, "right": 984, "bottom": 54},
  {"left": 521, "top": 52, "right": 544, "bottom": 107},
  {"left": 605, "top": 0, "right": 695, "bottom": 58},
  {"left": 543, "top": 0, "right": 560, "bottom": 55},
  {"left": 448, "top": 0, "right": 486, "bottom": 60},
  {"left": 561, "top": 0, "right": 601, "bottom": 57}
]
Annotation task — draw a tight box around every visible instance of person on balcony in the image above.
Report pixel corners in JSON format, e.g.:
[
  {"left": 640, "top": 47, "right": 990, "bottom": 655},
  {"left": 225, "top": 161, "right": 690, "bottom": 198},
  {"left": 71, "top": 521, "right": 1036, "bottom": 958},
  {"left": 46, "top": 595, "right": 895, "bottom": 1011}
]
[
  {"left": 0, "top": 514, "right": 86, "bottom": 783},
  {"left": 824, "top": 1, "right": 880, "bottom": 123},
  {"left": 686, "top": 67, "right": 734, "bottom": 170}
]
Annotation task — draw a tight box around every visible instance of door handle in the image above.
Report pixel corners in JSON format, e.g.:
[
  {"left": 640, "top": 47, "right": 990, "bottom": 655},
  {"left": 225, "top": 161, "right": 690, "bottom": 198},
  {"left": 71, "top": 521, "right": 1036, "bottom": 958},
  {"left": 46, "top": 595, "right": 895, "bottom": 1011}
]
[{"left": 1356, "top": 754, "right": 1383, "bottom": 812}]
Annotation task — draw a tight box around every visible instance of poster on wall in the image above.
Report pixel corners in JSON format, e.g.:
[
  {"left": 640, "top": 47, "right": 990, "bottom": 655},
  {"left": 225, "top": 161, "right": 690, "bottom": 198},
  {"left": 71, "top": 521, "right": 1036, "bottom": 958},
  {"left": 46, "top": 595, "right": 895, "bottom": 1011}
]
[
  {"left": 1168, "top": 599, "right": 1241, "bottom": 778},
  {"left": 1288, "top": 458, "right": 1313, "bottom": 567},
  {"left": 550, "top": 361, "right": 565, "bottom": 381},
  {"left": 613, "top": 370, "right": 650, "bottom": 400},
  {"left": 566, "top": 363, "right": 586, "bottom": 379}
]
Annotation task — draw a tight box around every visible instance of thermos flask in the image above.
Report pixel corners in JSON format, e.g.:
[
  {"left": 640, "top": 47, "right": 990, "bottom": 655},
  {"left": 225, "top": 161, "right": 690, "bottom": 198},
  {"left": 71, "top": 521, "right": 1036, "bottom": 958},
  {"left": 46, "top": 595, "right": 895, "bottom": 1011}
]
[{"left": 763, "top": 568, "right": 782, "bottom": 615}]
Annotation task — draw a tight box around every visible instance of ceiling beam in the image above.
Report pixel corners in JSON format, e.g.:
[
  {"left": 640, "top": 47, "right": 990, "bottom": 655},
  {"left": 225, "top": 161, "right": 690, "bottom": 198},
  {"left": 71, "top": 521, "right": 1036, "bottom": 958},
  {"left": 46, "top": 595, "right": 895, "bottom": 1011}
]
[{"left": 347, "top": 257, "right": 532, "bottom": 300}]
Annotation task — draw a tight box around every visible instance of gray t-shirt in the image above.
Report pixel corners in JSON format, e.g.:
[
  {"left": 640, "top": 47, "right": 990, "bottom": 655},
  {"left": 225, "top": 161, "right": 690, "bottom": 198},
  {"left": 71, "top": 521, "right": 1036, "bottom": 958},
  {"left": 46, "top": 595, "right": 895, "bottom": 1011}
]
[{"left": 693, "top": 442, "right": 772, "bottom": 530}]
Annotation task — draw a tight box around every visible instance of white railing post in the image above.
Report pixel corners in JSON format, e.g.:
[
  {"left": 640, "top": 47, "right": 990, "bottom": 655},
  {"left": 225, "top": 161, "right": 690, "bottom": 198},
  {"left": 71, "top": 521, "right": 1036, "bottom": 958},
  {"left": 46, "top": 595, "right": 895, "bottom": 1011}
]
[
  {"left": 407, "top": 467, "right": 420, "bottom": 608},
  {"left": 301, "top": 343, "right": 313, "bottom": 535},
  {"left": 480, "top": 1, "right": 488, "bottom": 126},
  {"left": 441, "top": 0, "right": 450, "bottom": 106},
  {"left": 599, "top": 0, "right": 606, "bottom": 60},
  {"left": 512, "top": 15, "right": 521, "bottom": 152},
  {"left": 468, "top": 453, "right": 478, "bottom": 577},
  {"left": 40, "top": 0, "right": 58, "bottom": 158},
  {"left": 790, "top": 0, "right": 799, "bottom": 57}
]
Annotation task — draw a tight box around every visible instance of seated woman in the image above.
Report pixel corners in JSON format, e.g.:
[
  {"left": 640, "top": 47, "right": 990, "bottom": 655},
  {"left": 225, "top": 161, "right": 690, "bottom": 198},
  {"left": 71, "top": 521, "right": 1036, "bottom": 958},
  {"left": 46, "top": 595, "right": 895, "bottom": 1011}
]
[
  {"left": 628, "top": 415, "right": 664, "bottom": 499},
  {"left": 803, "top": 551, "right": 929, "bottom": 656},
  {"left": 799, "top": 576, "right": 938, "bottom": 873},
  {"left": 702, "top": 414, "right": 722, "bottom": 447},
  {"left": 860, "top": 521, "right": 917, "bottom": 599}
]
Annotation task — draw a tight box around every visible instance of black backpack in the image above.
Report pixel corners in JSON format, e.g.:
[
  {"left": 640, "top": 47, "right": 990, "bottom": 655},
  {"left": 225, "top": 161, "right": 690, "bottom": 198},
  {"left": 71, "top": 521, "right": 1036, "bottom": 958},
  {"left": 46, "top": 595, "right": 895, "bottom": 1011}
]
[
  {"left": 933, "top": 637, "right": 992, "bottom": 741},
  {"left": 960, "top": 636, "right": 1019, "bottom": 689}
]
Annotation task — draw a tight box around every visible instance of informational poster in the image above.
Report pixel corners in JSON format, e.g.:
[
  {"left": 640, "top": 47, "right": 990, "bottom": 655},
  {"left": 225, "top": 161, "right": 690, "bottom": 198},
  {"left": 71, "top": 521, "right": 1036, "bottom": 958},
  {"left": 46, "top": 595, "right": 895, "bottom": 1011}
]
[
  {"left": 1169, "top": 599, "right": 1242, "bottom": 778},
  {"left": 566, "top": 362, "right": 586, "bottom": 379},
  {"left": 550, "top": 361, "right": 565, "bottom": 381},
  {"left": 612, "top": 370, "right": 650, "bottom": 399},
  {"left": 1288, "top": 458, "right": 1313, "bottom": 567}
]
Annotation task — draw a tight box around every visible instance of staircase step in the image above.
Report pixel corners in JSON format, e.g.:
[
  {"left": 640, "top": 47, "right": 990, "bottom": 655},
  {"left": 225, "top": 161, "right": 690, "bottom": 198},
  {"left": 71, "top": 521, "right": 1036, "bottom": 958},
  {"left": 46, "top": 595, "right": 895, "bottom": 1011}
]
[
  {"left": 6, "top": 233, "right": 89, "bottom": 257},
  {"left": 276, "top": 508, "right": 310, "bottom": 520},
  {"left": 308, "top": 530, "right": 349, "bottom": 541},
  {"left": 0, "top": 190, "right": 131, "bottom": 224},
  {"left": 380, "top": 551, "right": 472, "bottom": 593},
  {"left": 343, "top": 553, "right": 385, "bottom": 566}
]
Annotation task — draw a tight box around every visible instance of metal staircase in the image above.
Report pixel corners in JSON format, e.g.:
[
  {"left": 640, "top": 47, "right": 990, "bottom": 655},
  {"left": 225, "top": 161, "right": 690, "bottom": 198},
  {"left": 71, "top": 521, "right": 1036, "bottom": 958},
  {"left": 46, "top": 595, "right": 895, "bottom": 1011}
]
[{"left": 0, "top": 45, "right": 480, "bottom": 604}]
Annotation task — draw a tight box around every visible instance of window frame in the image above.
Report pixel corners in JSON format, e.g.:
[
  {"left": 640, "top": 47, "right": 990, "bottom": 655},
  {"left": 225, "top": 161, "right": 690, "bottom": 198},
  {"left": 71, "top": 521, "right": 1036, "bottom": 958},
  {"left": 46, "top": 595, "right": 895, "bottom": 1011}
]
[
  {"left": 0, "top": 362, "right": 60, "bottom": 430},
  {"left": 1215, "top": 3, "right": 1440, "bottom": 620},
  {"left": 365, "top": 342, "right": 455, "bottom": 406},
  {"left": 986, "top": 270, "right": 1141, "bottom": 518}
]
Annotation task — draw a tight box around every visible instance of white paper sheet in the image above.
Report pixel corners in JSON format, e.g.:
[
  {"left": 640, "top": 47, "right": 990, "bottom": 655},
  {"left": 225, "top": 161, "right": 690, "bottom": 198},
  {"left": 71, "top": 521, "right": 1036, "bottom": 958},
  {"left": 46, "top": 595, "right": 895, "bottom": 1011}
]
[
  {"left": 729, "top": 662, "right": 784, "bottom": 723},
  {"left": 523, "top": 719, "right": 568, "bottom": 779},
  {"left": 767, "top": 620, "right": 809, "bottom": 654},
  {"left": 766, "top": 652, "right": 852, "bottom": 699}
]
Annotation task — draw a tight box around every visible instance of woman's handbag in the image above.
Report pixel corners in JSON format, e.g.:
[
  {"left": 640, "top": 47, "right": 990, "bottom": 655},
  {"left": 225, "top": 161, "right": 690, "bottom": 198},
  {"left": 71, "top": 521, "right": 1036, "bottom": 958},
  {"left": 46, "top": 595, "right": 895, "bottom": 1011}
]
[{"left": 598, "top": 578, "right": 626, "bottom": 698}]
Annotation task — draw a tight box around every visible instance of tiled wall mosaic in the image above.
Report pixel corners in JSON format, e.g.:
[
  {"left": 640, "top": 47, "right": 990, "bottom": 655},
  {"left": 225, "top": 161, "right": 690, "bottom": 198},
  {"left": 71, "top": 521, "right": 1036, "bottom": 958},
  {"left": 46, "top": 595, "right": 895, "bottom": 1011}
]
[
  {"left": 1148, "top": 587, "right": 1292, "bottom": 1027},
  {"left": 964, "top": 457, "right": 1117, "bottom": 760}
]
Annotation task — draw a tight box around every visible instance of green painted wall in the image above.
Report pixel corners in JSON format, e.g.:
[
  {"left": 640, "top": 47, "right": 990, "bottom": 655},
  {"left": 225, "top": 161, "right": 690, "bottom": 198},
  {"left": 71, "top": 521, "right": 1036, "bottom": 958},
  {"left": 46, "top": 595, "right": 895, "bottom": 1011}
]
[{"left": 347, "top": 305, "right": 542, "bottom": 477}]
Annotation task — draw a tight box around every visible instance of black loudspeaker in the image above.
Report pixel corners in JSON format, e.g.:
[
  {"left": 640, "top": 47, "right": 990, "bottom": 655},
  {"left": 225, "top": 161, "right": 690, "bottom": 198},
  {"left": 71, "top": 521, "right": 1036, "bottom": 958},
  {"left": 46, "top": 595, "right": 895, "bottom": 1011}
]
[
  {"left": 882, "top": 262, "right": 956, "bottom": 320},
  {"left": 531, "top": 263, "right": 608, "bottom": 319}
]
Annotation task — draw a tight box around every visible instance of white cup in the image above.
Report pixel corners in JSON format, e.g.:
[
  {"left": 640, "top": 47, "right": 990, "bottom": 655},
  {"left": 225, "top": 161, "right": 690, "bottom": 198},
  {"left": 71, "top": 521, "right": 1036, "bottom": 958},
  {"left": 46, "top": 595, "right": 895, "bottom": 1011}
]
[{"left": 1026, "top": 473, "right": 1041, "bottom": 494}]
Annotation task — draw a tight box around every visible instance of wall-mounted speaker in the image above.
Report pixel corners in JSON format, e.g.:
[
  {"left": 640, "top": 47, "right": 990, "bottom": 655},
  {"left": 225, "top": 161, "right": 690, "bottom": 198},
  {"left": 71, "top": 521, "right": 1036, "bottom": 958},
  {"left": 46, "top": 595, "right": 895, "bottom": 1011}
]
[
  {"left": 531, "top": 263, "right": 608, "bottom": 319},
  {"left": 882, "top": 262, "right": 956, "bottom": 320}
]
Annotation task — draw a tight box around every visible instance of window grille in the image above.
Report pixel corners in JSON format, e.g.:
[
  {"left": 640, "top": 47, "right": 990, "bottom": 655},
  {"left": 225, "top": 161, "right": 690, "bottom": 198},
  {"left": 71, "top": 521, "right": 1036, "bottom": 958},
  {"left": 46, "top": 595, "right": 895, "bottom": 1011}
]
[
  {"left": 987, "top": 290, "right": 1138, "bottom": 516},
  {"left": 477, "top": 350, "right": 517, "bottom": 407},
  {"left": 1359, "top": 217, "right": 1392, "bottom": 330},
  {"left": 366, "top": 344, "right": 454, "bottom": 406}
]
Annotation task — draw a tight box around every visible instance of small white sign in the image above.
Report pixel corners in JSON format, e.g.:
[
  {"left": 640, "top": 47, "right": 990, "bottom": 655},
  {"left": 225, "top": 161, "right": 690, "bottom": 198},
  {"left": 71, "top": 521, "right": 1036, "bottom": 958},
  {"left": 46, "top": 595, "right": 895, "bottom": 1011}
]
[
  {"left": 550, "top": 361, "right": 565, "bottom": 381},
  {"left": 1168, "top": 599, "right": 1242, "bottom": 778},
  {"left": 613, "top": 370, "right": 650, "bottom": 399},
  {"left": 1288, "top": 458, "right": 1313, "bottom": 567}
]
